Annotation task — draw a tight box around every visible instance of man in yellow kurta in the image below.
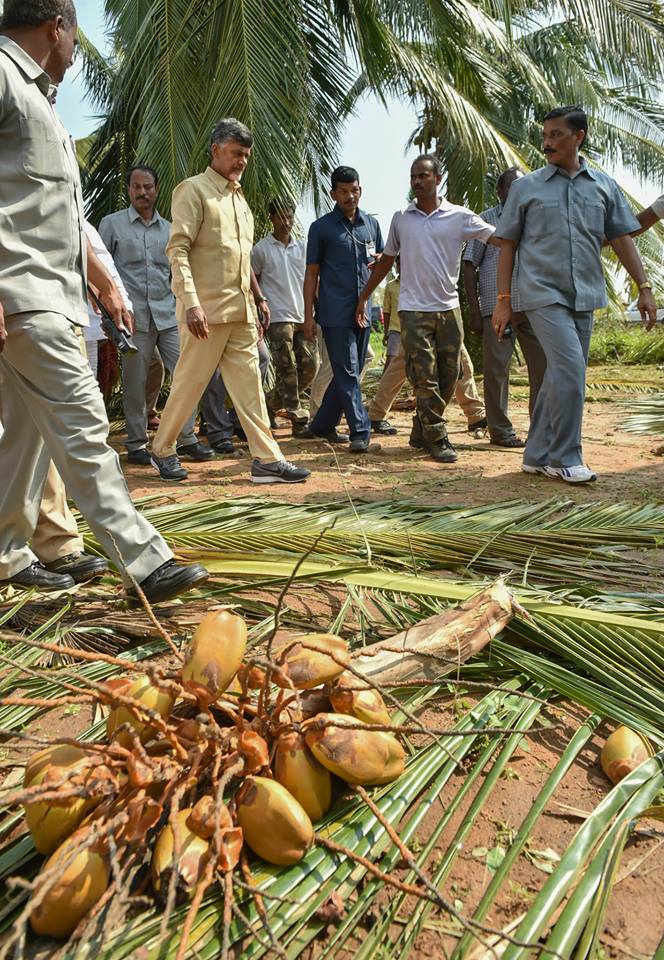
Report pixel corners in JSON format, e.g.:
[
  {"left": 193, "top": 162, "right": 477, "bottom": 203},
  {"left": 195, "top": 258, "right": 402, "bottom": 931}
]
[{"left": 150, "top": 118, "right": 310, "bottom": 484}]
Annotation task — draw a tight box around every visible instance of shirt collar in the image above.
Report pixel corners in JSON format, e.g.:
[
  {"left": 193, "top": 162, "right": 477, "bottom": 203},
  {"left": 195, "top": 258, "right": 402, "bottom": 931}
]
[
  {"left": 544, "top": 157, "right": 595, "bottom": 181},
  {"left": 204, "top": 165, "right": 243, "bottom": 195},
  {"left": 405, "top": 196, "right": 448, "bottom": 215},
  {"left": 128, "top": 205, "right": 162, "bottom": 226},
  {"left": 0, "top": 36, "right": 52, "bottom": 95},
  {"left": 332, "top": 204, "right": 367, "bottom": 225},
  {"left": 268, "top": 233, "right": 298, "bottom": 248}
]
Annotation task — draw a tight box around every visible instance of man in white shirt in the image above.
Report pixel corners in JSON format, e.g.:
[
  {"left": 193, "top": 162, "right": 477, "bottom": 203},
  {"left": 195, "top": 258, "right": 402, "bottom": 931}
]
[
  {"left": 356, "top": 155, "right": 499, "bottom": 463},
  {"left": 251, "top": 202, "right": 318, "bottom": 436}
]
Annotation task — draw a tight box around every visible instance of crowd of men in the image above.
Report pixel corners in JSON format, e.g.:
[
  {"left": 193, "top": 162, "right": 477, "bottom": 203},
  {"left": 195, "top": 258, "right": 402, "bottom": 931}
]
[{"left": 1, "top": 0, "right": 663, "bottom": 599}]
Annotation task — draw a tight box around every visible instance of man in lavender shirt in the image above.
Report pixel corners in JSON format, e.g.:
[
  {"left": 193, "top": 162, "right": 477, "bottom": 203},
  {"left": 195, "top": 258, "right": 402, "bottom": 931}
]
[{"left": 356, "top": 155, "right": 499, "bottom": 463}]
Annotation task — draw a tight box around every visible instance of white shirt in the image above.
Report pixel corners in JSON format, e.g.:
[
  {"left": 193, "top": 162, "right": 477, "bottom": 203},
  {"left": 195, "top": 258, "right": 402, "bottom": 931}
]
[
  {"left": 84, "top": 222, "right": 133, "bottom": 341},
  {"left": 250, "top": 234, "right": 306, "bottom": 323},
  {"left": 384, "top": 199, "right": 495, "bottom": 312}
]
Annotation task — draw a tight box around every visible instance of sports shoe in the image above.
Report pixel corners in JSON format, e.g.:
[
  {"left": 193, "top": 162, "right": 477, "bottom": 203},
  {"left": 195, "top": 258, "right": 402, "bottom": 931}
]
[
  {"left": 521, "top": 463, "right": 548, "bottom": 475},
  {"left": 2, "top": 561, "right": 75, "bottom": 592},
  {"left": 543, "top": 464, "right": 597, "bottom": 484},
  {"left": 133, "top": 560, "right": 209, "bottom": 604},
  {"left": 151, "top": 452, "right": 188, "bottom": 481},
  {"left": 45, "top": 553, "right": 108, "bottom": 583},
  {"left": 425, "top": 437, "right": 458, "bottom": 463},
  {"left": 211, "top": 439, "right": 235, "bottom": 454},
  {"left": 371, "top": 419, "right": 397, "bottom": 435},
  {"left": 349, "top": 438, "right": 381, "bottom": 453},
  {"left": 176, "top": 441, "right": 214, "bottom": 462},
  {"left": 297, "top": 427, "right": 349, "bottom": 444},
  {"left": 127, "top": 448, "right": 152, "bottom": 466},
  {"left": 250, "top": 460, "right": 310, "bottom": 484}
]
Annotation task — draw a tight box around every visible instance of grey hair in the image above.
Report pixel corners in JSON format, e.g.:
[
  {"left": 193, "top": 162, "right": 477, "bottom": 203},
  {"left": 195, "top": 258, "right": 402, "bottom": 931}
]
[
  {"left": 210, "top": 118, "right": 253, "bottom": 153},
  {"left": 1, "top": 0, "right": 76, "bottom": 29}
]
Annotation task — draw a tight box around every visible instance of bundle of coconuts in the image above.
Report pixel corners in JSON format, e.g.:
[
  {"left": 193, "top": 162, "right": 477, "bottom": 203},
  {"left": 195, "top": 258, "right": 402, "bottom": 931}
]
[{"left": 18, "top": 581, "right": 519, "bottom": 948}]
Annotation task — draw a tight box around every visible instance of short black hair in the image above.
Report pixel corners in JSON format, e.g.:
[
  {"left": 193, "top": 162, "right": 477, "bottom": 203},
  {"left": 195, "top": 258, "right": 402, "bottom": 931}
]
[
  {"left": 411, "top": 154, "right": 443, "bottom": 176},
  {"left": 210, "top": 118, "right": 253, "bottom": 152},
  {"left": 331, "top": 166, "right": 360, "bottom": 190},
  {"left": 542, "top": 105, "right": 588, "bottom": 145},
  {"left": 1, "top": 0, "right": 76, "bottom": 29},
  {"left": 126, "top": 165, "right": 159, "bottom": 188},
  {"left": 268, "top": 199, "right": 295, "bottom": 217},
  {"left": 496, "top": 165, "right": 522, "bottom": 192}
]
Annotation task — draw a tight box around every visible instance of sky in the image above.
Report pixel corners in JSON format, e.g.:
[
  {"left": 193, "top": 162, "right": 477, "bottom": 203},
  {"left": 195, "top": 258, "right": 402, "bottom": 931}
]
[{"left": 59, "top": 2, "right": 656, "bottom": 232}]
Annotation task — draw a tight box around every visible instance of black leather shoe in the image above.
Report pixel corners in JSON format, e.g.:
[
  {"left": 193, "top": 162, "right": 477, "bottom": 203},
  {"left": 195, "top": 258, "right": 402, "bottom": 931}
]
[
  {"left": 424, "top": 437, "right": 458, "bottom": 463},
  {"left": 349, "top": 439, "right": 381, "bottom": 453},
  {"left": 176, "top": 441, "right": 214, "bottom": 462},
  {"left": 211, "top": 439, "right": 235, "bottom": 454},
  {"left": 298, "top": 427, "right": 349, "bottom": 444},
  {"left": 127, "top": 448, "right": 151, "bottom": 466},
  {"left": 45, "top": 553, "right": 109, "bottom": 583},
  {"left": 371, "top": 419, "right": 397, "bottom": 435},
  {"left": 134, "top": 560, "right": 209, "bottom": 604},
  {"left": 4, "top": 561, "right": 75, "bottom": 591}
]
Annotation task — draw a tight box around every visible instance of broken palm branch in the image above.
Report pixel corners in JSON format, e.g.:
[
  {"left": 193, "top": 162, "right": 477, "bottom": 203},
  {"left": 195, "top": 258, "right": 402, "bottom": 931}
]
[{"left": 0, "top": 582, "right": 525, "bottom": 959}]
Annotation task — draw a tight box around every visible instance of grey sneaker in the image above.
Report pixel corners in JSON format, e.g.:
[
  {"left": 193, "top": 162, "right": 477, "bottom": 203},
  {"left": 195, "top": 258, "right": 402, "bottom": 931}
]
[
  {"left": 151, "top": 452, "right": 188, "bottom": 481},
  {"left": 250, "top": 460, "right": 310, "bottom": 484}
]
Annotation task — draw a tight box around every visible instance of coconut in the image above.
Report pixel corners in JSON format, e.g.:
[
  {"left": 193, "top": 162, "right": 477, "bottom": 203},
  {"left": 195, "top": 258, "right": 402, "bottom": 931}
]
[
  {"left": 186, "top": 797, "right": 243, "bottom": 870},
  {"left": 274, "top": 731, "right": 332, "bottom": 822},
  {"left": 304, "top": 713, "right": 405, "bottom": 785},
  {"left": 274, "top": 633, "right": 350, "bottom": 690},
  {"left": 600, "top": 725, "right": 652, "bottom": 784},
  {"left": 152, "top": 808, "right": 210, "bottom": 898},
  {"left": 329, "top": 672, "right": 391, "bottom": 726},
  {"left": 29, "top": 828, "right": 110, "bottom": 938},
  {"left": 106, "top": 673, "right": 173, "bottom": 749},
  {"left": 181, "top": 610, "right": 247, "bottom": 706},
  {"left": 24, "top": 744, "right": 97, "bottom": 855},
  {"left": 236, "top": 776, "right": 313, "bottom": 865}
]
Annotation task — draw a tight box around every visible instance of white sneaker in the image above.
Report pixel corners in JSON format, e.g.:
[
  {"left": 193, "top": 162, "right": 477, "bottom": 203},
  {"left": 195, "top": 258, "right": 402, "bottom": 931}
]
[
  {"left": 543, "top": 464, "right": 597, "bottom": 484},
  {"left": 521, "top": 462, "right": 548, "bottom": 475}
]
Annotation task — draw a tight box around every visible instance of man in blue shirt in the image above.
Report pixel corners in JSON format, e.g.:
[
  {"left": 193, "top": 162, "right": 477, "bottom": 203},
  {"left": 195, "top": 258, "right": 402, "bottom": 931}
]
[
  {"left": 302, "top": 166, "right": 383, "bottom": 453},
  {"left": 493, "top": 105, "right": 658, "bottom": 484}
]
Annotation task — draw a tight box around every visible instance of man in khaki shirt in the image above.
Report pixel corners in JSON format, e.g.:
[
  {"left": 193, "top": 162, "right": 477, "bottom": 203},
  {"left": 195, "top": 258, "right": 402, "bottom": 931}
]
[
  {"left": 0, "top": 0, "right": 207, "bottom": 602},
  {"left": 151, "top": 117, "right": 310, "bottom": 484}
]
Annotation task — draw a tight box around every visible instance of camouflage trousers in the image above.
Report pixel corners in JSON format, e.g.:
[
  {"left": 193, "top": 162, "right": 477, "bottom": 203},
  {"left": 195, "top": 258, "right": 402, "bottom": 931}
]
[
  {"left": 400, "top": 308, "right": 463, "bottom": 443},
  {"left": 265, "top": 322, "right": 319, "bottom": 422}
]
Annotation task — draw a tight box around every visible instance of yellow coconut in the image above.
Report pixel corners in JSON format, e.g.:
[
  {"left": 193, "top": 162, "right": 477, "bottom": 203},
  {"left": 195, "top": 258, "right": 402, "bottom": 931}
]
[
  {"left": 152, "top": 808, "right": 210, "bottom": 897},
  {"left": 24, "top": 744, "right": 97, "bottom": 855},
  {"left": 329, "top": 672, "right": 391, "bottom": 726},
  {"left": 181, "top": 610, "right": 247, "bottom": 705},
  {"left": 274, "top": 731, "right": 332, "bottom": 822},
  {"left": 304, "top": 714, "right": 405, "bottom": 786},
  {"left": 236, "top": 776, "right": 313, "bottom": 866},
  {"left": 106, "top": 673, "right": 173, "bottom": 749},
  {"left": 29, "top": 829, "right": 110, "bottom": 938},
  {"left": 600, "top": 726, "right": 653, "bottom": 785},
  {"left": 274, "top": 633, "right": 350, "bottom": 690}
]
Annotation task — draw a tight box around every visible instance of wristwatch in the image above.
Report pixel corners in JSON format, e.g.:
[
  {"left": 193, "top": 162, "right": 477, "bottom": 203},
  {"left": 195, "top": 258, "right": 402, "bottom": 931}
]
[
  {"left": 639, "top": 282, "right": 653, "bottom": 290},
  {"left": 256, "top": 296, "right": 269, "bottom": 304}
]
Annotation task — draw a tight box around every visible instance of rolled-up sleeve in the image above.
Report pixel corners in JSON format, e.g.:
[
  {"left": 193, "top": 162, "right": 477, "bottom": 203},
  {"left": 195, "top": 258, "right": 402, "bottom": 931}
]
[
  {"left": 604, "top": 182, "right": 640, "bottom": 240},
  {"left": 166, "top": 181, "right": 203, "bottom": 310},
  {"left": 494, "top": 184, "right": 525, "bottom": 241},
  {"left": 383, "top": 212, "right": 401, "bottom": 257}
]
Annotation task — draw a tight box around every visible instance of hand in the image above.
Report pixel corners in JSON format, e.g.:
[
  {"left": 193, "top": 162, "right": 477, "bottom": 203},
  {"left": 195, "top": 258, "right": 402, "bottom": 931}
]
[
  {"left": 97, "top": 281, "right": 124, "bottom": 329},
  {"left": 256, "top": 319, "right": 264, "bottom": 341},
  {"left": 0, "top": 302, "right": 6, "bottom": 354},
  {"left": 303, "top": 317, "right": 317, "bottom": 342},
  {"left": 368, "top": 253, "right": 382, "bottom": 272},
  {"left": 186, "top": 306, "right": 209, "bottom": 340},
  {"left": 469, "top": 310, "right": 483, "bottom": 336},
  {"left": 492, "top": 299, "right": 513, "bottom": 341},
  {"left": 355, "top": 299, "right": 370, "bottom": 328},
  {"left": 257, "top": 300, "right": 271, "bottom": 330},
  {"left": 638, "top": 288, "right": 658, "bottom": 331},
  {"left": 123, "top": 309, "right": 135, "bottom": 335}
]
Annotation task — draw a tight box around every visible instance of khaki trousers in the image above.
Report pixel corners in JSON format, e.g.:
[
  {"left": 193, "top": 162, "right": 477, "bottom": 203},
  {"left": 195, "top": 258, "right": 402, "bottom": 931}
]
[
  {"left": 152, "top": 322, "right": 282, "bottom": 463},
  {"left": 367, "top": 340, "right": 485, "bottom": 426},
  {"left": 0, "top": 312, "right": 172, "bottom": 582}
]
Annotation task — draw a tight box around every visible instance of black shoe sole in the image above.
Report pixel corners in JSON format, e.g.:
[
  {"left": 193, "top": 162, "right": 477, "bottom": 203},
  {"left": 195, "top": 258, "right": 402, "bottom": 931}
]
[
  {"left": 176, "top": 450, "right": 214, "bottom": 462},
  {"left": 3, "top": 575, "right": 75, "bottom": 591},
  {"left": 136, "top": 566, "right": 209, "bottom": 604}
]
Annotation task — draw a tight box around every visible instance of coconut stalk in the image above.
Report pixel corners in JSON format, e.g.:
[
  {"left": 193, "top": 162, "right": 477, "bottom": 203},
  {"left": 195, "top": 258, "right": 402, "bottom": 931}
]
[{"left": 351, "top": 579, "right": 521, "bottom": 686}]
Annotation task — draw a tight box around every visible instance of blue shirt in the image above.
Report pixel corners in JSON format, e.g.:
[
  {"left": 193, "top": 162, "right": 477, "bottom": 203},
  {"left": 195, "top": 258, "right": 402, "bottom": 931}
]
[
  {"left": 494, "top": 159, "right": 640, "bottom": 313},
  {"left": 306, "top": 206, "right": 384, "bottom": 327}
]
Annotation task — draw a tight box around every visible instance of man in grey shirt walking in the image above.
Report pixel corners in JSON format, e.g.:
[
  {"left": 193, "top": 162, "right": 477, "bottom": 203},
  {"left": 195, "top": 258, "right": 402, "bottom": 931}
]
[
  {"left": 493, "top": 105, "right": 658, "bottom": 483},
  {"left": 99, "top": 166, "right": 212, "bottom": 465}
]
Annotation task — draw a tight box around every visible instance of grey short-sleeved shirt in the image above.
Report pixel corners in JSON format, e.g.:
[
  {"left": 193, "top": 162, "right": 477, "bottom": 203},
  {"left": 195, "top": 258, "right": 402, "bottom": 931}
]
[
  {"left": 494, "top": 160, "right": 640, "bottom": 312},
  {"left": 0, "top": 36, "right": 88, "bottom": 325},
  {"left": 98, "top": 207, "right": 176, "bottom": 333}
]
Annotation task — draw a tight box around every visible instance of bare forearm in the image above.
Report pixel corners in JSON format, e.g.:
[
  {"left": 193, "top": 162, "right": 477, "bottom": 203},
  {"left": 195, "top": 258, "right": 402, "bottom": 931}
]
[
  {"left": 462, "top": 262, "right": 481, "bottom": 314},
  {"left": 250, "top": 269, "right": 264, "bottom": 301},
  {"left": 358, "top": 255, "right": 394, "bottom": 302},
  {"left": 303, "top": 271, "right": 318, "bottom": 324},
  {"left": 86, "top": 237, "right": 115, "bottom": 292},
  {"left": 610, "top": 235, "right": 648, "bottom": 284},
  {"left": 496, "top": 241, "right": 516, "bottom": 294}
]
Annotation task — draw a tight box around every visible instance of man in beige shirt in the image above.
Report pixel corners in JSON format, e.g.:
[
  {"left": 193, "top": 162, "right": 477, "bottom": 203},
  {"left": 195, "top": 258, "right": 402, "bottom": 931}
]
[
  {"left": 150, "top": 118, "right": 310, "bottom": 484},
  {"left": 0, "top": 0, "right": 207, "bottom": 602}
]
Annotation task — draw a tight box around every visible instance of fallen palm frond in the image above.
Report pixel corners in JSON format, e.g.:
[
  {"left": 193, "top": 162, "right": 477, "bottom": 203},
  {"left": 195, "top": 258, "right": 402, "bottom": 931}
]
[{"left": 620, "top": 392, "right": 664, "bottom": 436}]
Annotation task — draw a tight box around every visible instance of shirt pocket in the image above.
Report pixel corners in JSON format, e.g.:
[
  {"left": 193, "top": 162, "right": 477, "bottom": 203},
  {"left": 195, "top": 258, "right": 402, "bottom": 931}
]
[
  {"left": 525, "top": 201, "right": 561, "bottom": 239},
  {"left": 19, "top": 116, "right": 67, "bottom": 180},
  {"left": 124, "top": 238, "right": 147, "bottom": 265},
  {"left": 583, "top": 200, "right": 605, "bottom": 236}
]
